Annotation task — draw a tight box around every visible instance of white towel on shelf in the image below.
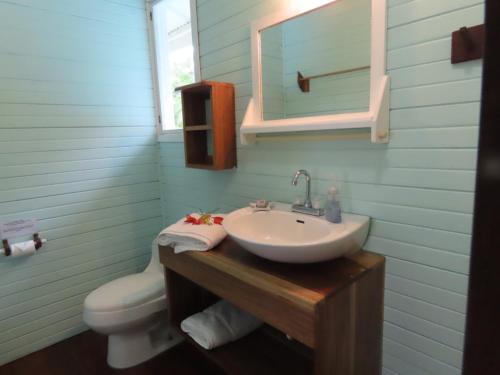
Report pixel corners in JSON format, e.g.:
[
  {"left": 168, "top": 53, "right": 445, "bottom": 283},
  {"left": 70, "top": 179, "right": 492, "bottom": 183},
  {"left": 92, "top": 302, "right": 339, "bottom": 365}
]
[
  {"left": 157, "top": 213, "right": 227, "bottom": 254},
  {"left": 180, "top": 300, "right": 262, "bottom": 350}
]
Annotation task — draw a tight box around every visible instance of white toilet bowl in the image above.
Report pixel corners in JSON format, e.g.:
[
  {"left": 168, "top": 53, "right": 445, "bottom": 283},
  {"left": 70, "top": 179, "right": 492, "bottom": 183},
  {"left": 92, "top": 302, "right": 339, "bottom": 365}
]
[{"left": 83, "top": 241, "right": 182, "bottom": 368}]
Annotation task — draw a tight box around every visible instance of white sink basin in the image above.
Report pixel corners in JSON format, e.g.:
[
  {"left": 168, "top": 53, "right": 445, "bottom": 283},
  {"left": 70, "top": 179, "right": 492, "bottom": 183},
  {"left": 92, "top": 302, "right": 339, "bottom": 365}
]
[{"left": 223, "top": 203, "right": 370, "bottom": 263}]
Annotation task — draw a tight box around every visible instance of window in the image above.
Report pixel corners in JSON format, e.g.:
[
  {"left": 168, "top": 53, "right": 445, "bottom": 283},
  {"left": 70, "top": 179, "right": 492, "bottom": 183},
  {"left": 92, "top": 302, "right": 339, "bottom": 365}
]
[{"left": 150, "top": 0, "right": 200, "bottom": 133}]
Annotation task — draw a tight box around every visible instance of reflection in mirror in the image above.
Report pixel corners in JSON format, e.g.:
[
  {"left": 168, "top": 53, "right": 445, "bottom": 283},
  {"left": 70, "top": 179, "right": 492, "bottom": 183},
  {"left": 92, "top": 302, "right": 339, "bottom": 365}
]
[{"left": 261, "top": 0, "right": 371, "bottom": 121}]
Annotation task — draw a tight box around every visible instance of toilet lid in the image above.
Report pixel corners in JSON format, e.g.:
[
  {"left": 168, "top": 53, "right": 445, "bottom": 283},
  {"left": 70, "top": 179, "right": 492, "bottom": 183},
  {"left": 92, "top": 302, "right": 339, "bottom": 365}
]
[{"left": 84, "top": 272, "right": 165, "bottom": 312}]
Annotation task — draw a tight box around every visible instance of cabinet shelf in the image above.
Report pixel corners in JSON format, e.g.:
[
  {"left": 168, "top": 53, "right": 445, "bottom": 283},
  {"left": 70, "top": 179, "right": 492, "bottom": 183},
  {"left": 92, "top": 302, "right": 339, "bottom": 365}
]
[
  {"left": 178, "top": 81, "right": 236, "bottom": 170},
  {"left": 174, "top": 324, "right": 312, "bottom": 375}
]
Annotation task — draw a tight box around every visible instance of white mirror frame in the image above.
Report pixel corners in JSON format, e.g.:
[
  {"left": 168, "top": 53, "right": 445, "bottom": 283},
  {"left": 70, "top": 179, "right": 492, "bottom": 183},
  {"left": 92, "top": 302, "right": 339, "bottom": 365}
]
[{"left": 241, "top": 0, "right": 389, "bottom": 145}]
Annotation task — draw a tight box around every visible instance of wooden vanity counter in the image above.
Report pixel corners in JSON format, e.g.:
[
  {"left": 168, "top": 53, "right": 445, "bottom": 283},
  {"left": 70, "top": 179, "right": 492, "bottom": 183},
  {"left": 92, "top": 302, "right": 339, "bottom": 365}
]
[{"left": 160, "top": 238, "right": 385, "bottom": 375}]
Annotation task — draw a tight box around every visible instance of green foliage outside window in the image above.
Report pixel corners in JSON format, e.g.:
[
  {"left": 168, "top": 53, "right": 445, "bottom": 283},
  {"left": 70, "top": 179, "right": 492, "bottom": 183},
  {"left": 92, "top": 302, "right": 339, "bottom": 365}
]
[{"left": 170, "top": 51, "right": 195, "bottom": 129}]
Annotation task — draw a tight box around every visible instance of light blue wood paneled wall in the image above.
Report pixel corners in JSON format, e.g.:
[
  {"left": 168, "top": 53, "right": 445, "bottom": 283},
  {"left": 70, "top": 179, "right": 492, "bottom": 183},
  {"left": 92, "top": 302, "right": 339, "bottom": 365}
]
[
  {"left": 0, "top": 0, "right": 159, "bottom": 365},
  {"left": 159, "top": 0, "right": 483, "bottom": 373}
]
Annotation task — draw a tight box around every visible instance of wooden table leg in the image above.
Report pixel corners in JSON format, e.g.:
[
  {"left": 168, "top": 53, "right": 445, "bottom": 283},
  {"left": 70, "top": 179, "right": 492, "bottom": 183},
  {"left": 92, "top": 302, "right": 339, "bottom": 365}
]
[{"left": 314, "top": 264, "right": 384, "bottom": 375}]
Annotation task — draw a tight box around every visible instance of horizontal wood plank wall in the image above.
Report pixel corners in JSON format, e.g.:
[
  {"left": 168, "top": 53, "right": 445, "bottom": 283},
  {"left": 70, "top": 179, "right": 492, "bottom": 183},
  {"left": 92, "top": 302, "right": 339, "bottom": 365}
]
[
  {"left": 0, "top": 0, "right": 159, "bottom": 365},
  {"left": 159, "top": 0, "right": 484, "bottom": 373}
]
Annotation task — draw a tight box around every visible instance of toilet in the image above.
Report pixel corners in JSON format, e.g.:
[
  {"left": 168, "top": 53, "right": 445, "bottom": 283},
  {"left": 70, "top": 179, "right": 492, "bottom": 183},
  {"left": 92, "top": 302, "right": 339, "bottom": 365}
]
[{"left": 83, "top": 240, "right": 182, "bottom": 369}]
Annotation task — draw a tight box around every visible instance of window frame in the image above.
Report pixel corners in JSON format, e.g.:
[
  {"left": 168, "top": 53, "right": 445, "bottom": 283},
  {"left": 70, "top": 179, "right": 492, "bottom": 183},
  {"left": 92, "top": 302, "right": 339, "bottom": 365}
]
[{"left": 146, "top": 0, "right": 201, "bottom": 143}]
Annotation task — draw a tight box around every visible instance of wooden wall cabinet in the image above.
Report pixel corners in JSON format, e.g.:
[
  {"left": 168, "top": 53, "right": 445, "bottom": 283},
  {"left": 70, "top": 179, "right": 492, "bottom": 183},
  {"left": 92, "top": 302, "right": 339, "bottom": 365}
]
[
  {"left": 179, "top": 81, "right": 236, "bottom": 170},
  {"left": 159, "top": 238, "right": 385, "bottom": 375}
]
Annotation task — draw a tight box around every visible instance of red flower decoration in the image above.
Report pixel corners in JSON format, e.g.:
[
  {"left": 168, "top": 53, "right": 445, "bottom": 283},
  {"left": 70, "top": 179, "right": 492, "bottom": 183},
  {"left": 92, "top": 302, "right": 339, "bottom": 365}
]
[
  {"left": 213, "top": 216, "right": 224, "bottom": 225},
  {"left": 184, "top": 214, "right": 223, "bottom": 225},
  {"left": 184, "top": 215, "right": 201, "bottom": 225}
]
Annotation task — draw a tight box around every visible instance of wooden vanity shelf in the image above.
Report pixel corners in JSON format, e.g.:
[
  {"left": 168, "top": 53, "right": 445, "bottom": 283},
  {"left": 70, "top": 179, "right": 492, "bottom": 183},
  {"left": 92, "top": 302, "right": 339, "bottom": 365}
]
[
  {"left": 178, "top": 81, "right": 236, "bottom": 170},
  {"left": 159, "top": 238, "right": 385, "bottom": 375}
]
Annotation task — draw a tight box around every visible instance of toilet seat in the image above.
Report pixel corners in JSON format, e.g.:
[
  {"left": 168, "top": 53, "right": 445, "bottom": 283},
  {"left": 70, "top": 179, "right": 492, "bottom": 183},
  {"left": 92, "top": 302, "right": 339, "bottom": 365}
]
[
  {"left": 83, "top": 272, "right": 167, "bottom": 330},
  {"left": 85, "top": 272, "right": 165, "bottom": 312}
]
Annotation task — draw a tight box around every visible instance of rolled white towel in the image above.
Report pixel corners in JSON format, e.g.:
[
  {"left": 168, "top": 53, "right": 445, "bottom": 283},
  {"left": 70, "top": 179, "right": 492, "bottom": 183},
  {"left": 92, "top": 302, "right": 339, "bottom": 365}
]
[
  {"left": 180, "top": 300, "right": 262, "bottom": 350},
  {"left": 157, "top": 213, "right": 227, "bottom": 254}
]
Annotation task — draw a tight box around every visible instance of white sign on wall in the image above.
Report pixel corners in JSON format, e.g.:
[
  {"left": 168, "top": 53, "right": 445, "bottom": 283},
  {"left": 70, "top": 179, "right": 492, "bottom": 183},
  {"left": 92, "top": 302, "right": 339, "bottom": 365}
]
[{"left": 0, "top": 219, "right": 39, "bottom": 240}]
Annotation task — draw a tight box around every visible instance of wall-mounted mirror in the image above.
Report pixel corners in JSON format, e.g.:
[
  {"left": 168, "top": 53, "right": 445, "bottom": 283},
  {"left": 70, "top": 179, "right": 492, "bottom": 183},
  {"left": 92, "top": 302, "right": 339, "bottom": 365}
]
[
  {"left": 261, "top": 0, "right": 371, "bottom": 121},
  {"left": 241, "top": 0, "right": 389, "bottom": 144}
]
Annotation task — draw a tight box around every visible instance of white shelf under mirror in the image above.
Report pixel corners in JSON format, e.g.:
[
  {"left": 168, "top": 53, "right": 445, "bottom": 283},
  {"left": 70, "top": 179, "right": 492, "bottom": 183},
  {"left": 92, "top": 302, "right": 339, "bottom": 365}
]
[{"left": 241, "top": 0, "right": 390, "bottom": 145}]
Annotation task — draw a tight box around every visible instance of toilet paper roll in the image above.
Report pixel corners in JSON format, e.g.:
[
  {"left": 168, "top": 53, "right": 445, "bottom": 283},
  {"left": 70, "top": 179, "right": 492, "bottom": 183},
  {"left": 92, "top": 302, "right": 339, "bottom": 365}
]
[{"left": 10, "top": 240, "right": 37, "bottom": 257}]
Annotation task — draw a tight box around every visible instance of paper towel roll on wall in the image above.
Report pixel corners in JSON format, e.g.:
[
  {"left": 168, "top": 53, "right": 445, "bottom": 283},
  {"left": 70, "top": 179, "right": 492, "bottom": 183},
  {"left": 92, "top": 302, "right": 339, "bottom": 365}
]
[{"left": 1, "top": 239, "right": 47, "bottom": 257}]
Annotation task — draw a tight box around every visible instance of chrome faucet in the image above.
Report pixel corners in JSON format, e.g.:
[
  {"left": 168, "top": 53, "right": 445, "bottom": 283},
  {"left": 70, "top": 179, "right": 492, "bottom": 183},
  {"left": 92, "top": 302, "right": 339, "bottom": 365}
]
[{"left": 291, "top": 169, "right": 324, "bottom": 216}]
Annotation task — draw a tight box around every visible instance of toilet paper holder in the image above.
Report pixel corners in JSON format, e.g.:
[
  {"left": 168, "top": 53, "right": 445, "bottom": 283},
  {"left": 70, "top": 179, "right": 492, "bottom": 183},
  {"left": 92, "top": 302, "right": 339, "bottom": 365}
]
[
  {"left": 2, "top": 239, "right": 11, "bottom": 256},
  {"left": 1, "top": 233, "right": 45, "bottom": 257}
]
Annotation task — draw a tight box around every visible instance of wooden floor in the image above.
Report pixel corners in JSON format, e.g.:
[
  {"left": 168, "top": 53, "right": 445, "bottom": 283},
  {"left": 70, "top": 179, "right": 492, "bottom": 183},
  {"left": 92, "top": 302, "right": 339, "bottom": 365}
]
[{"left": 0, "top": 330, "right": 223, "bottom": 375}]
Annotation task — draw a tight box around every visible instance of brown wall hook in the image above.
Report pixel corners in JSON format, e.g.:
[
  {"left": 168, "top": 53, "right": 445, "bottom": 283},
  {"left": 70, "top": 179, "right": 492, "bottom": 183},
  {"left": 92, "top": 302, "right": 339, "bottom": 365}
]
[
  {"left": 452, "top": 24, "right": 485, "bottom": 64},
  {"left": 459, "top": 27, "right": 476, "bottom": 51}
]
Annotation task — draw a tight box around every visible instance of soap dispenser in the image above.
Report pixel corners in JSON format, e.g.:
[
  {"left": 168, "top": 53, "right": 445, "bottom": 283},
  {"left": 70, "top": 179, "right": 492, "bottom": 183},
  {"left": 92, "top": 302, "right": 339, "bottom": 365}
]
[{"left": 325, "top": 187, "right": 342, "bottom": 223}]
